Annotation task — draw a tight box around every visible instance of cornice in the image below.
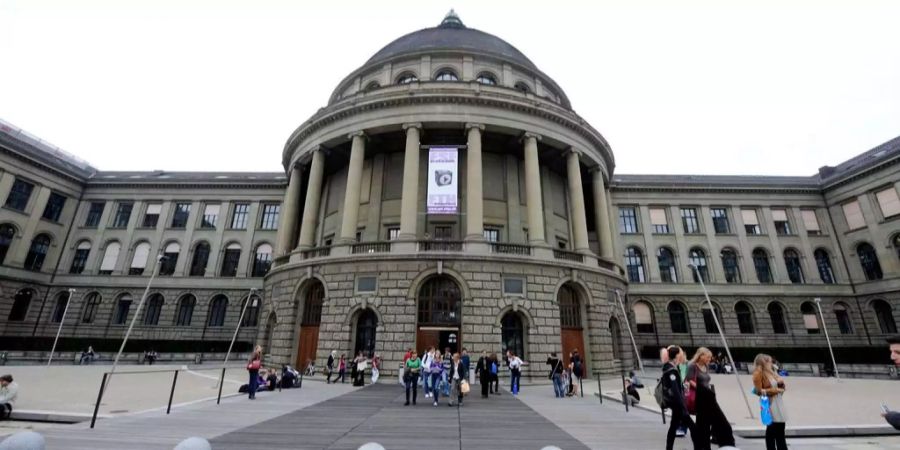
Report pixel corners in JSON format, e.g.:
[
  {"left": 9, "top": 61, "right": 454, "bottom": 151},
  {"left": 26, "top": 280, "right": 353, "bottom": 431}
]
[
  {"left": 821, "top": 154, "right": 900, "bottom": 192},
  {"left": 0, "top": 145, "right": 88, "bottom": 187},
  {"left": 85, "top": 181, "right": 287, "bottom": 190},
  {"left": 609, "top": 184, "right": 823, "bottom": 195}
]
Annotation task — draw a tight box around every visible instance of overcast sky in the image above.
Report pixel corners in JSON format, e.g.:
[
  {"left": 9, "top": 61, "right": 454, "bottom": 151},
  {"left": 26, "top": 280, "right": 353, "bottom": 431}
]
[{"left": 1, "top": 0, "right": 899, "bottom": 176}]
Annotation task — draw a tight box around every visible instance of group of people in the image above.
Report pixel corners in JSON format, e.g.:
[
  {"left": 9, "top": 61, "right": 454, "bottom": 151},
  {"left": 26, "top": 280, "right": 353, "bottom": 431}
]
[
  {"left": 400, "top": 347, "right": 470, "bottom": 406},
  {"left": 324, "top": 351, "right": 381, "bottom": 386},
  {"left": 545, "top": 349, "right": 584, "bottom": 398}
]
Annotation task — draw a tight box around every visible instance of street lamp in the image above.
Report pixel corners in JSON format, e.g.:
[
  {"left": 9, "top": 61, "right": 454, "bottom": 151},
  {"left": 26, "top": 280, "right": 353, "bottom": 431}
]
[
  {"left": 215, "top": 287, "right": 259, "bottom": 396},
  {"left": 613, "top": 289, "right": 645, "bottom": 376},
  {"left": 688, "top": 263, "right": 755, "bottom": 418},
  {"left": 47, "top": 288, "right": 75, "bottom": 366},
  {"left": 814, "top": 297, "right": 841, "bottom": 380}
]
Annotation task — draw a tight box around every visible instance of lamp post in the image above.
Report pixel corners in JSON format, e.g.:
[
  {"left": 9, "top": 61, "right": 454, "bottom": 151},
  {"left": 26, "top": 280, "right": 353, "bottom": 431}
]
[
  {"left": 47, "top": 288, "right": 75, "bottom": 366},
  {"left": 814, "top": 297, "right": 841, "bottom": 380},
  {"left": 216, "top": 287, "right": 258, "bottom": 390},
  {"left": 688, "top": 264, "right": 755, "bottom": 418},
  {"left": 613, "top": 289, "right": 645, "bottom": 375}
]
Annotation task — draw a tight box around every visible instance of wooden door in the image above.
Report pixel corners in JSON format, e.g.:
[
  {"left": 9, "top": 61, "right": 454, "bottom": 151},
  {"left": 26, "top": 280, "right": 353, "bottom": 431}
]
[
  {"left": 416, "top": 328, "right": 440, "bottom": 354},
  {"left": 296, "top": 325, "right": 319, "bottom": 369},
  {"left": 561, "top": 328, "right": 584, "bottom": 367}
]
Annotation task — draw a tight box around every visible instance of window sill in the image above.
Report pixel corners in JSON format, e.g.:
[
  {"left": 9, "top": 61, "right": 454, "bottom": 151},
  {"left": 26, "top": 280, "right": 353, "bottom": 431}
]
[
  {"left": 197, "top": 227, "right": 217, "bottom": 231},
  {"left": 776, "top": 233, "right": 798, "bottom": 237},
  {"left": 714, "top": 233, "right": 737, "bottom": 237},
  {"left": 39, "top": 217, "right": 63, "bottom": 225},
  {"left": 746, "top": 233, "right": 768, "bottom": 237},
  {"left": 651, "top": 232, "right": 674, "bottom": 236},
  {"left": 136, "top": 226, "right": 158, "bottom": 230},
  {"left": 1, "top": 206, "right": 30, "bottom": 216},
  {"left": 619, "top": 232, "right": 642, "bottom": 236}
]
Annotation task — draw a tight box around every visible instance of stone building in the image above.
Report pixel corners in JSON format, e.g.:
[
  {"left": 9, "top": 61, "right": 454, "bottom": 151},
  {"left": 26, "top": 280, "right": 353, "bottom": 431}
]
[{"left": 0, "top": 12, "right": 898, "bottom": 376}]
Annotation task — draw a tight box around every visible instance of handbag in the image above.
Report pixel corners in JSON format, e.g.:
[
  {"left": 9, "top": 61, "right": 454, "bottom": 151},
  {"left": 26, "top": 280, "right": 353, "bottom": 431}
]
[
  {"left": 685, "top": 369, "right": 698, "bottom": 414},
  {"left": 460, "top": 380, "right": 470, "bottom": 395},
  {"left": 759, "top": 395, "right": 773, "bottom": 426},
  {"left": 247, "top": 359, "right": 261, "bottom": 371}
]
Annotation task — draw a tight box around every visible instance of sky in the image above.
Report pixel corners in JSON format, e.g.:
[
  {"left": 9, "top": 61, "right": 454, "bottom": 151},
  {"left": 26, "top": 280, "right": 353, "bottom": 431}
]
[{"left": 1, "top": 0, "right": 899, "bottom": 176}]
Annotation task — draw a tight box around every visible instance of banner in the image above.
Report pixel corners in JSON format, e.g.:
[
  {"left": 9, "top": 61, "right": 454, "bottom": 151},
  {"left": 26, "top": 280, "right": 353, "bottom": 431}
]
[{"left": 427, "top": 147, "right": 458, "bottom": 214}]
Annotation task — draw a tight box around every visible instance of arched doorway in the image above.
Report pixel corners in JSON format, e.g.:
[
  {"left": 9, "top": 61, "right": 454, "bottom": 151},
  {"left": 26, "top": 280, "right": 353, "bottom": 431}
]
[
  {"left": 354, "top": 309, "right": 378, "bottom": 357},
  {"left": 558, "top": 283, "right": 584, "bottom": 368},
  {"left": 417, "top": 276, "right": 462, "bottom": 354},
  {"left": 263, "top": 312, "right": 276, "bottom": 356},
  {"left": 501, "top": 312, "right": 526, "bottom": 359},
  {"left": 609, "top": 317, "right": 623, "bottom": 361},
  {"left": 295, "top": 281, "right": 324, "bottom": 369}
]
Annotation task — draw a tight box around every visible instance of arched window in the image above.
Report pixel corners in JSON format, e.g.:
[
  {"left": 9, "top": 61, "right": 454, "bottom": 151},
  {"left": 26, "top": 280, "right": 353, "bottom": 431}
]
[
  {"left": 814, "top": 249, "right": 835, "bottom": 284},
  {"left": 418, "top": 276, "right": 461, "bottom": 325},
  {"left": 834, "top": 302, "right": 853, "bottom": 334},
  {"left": 0, "top": 224, "right": 15, "bottom": 265},
  {"left": 657, "top": 247, "right": 677, "bottom": 283},
  {"left": 767, "top": 302, "right": 788, "bottom": 334},
  {"left": 721, "top": 248, "right": 741, "bottom": 283},
  {"left": 252, "top": 244, "right": 273, "bottom": 277},
  {"left": 801, "top": 301, "right": 820, "bottom": 334},
  {"left": 514, "top": 81, "right": 531, "bottom": 93},
  {"left": 302, "top": 282, "right": 324, "bottom": 325},
  {"left": 175, "top": 294, "right": 196, "bottom": 326},
  {"left": 501, "top": 312, "right": 526, "bottom": 359},
  {"left": 99, "top": 241, "right": 121, "bottom": 275},
  {"left": 558, "top": 284, "right": 582, "bottom": 329},
  {"left": 51, "top": 291, "right": 70, "bottom": 323},
  {"left": 396, "top": 72, "right": 418, "bottom": 84},
  {"left": 609, "top": 317, "right": 622, "bottom": 360},
  {"left": 753, "top": 248, "right": 772, "bottom": 283},
  {"left": 143, "top": 293, "right": 164, "bottom": 325},
  {"left": 240, "top": 294, "right": 261, "bottom": 327},
  {"left": 159, "top": 242, "right": 180, "bottom": 276},
  {"left": 689, "top": 248, "right": 709, "bottom": 283},
  {"left": 784, "top": 249, "right": 805, "bottom": 284},
  {"left": 475, "top": 72, "right": 497, "bottom": 85},
  {"left": 8, "top": 289, "right": 34, "bottom": 321},
  {"left": 220, "top": 243, "right": 241, "bottom": 277},
  {"left": 873, "top": 299, "right": 897, "bottom": 334},
  {"left": 190, "top": 242, "right": 210, "bottom": 277},
  {"left": 434, "top": 69, "right": 459, "bottom": 81},
  {"left": 70, "top": 241, "right": 91, "bottom": 274},
  {"left": 24, "top": 233, "right": 51, "bottom": 271},
  {"left": 624, "top": 247, "right": 645, "bottom": 283},
  {"left": 363, "top": 81, "right": 380, "bottom": 91},
  {"left": 668, "top": 301, "right": 689, "bottom": 333},
  {"left": 354, "top": 309, "right": 378, "bottom": 357},
  {"left": 129, "top": 242, "right": 151, "bottom": 275},
  {"left": 112, "top": 293, "right": 133, "bottom": 325},
  {"left": 857, "top": 243, "right": 883, "bottom": 281},
  {"left": 81, "top": 292, "right": 101, "bottom": 324},
  {"left": 633, "top": 301, "right": 654, "bottom": 333},
  {"left": 701, "top": 303, "right": 724, "bottom": 333},
  {"left": 735, "top": 301, "right": 755, "bottom": 334},
  {"left": 893, "top": 235, "right": 900, "bottom": 261},
  {"left": 207, "top": 295, "right": 228, "bottom": 327}
]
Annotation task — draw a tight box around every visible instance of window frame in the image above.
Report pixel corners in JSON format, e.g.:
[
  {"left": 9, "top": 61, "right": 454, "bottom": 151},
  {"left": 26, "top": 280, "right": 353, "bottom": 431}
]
[
  {"left": 112, "top": 202, "right": 133, "bottom": 228},
  {"left": 170, "top": 203, "right": 192, "bottom": 229},
  {"left": 84, "top": 201, "right": 105, "bottom": 228},
  {"left": 230, "top": 203, "right": 250, "bottom": 230},
  {"left": 259, "top": 203, "right": 280, "bottom": 230},
  {"left": 680, "top": 207, "right": 701, "bottom": 234},
  {"left": 5, "top": 179, "right": 35, "bottom": 211},
  {"left": 42, "top": 192, "right": 66, "bottom": 222},
  {"left": 711, "top": 207, "right": 730, "bottom": 234},
  {"left": 618, "top": 206, "right": 639, "bottom": 234}
]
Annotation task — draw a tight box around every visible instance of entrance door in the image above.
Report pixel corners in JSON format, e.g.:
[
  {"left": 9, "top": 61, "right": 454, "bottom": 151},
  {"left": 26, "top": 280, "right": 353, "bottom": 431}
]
[
  {"left": 560, "top": 328, "right": 584, "bottom": 367},
  {"left": 558, "top": 283, "right": 585, "bottom": 371},
  {"left": 417, "top": 276, "right": 462, "bottom": 354},
  {"left": 296, "top": 326, "right": 319, "bottom": 369},
  {"left": 295, "top": 282, "right": 324, "bottom": 369},
  {"left": 416, "top": 327, "right": 461, "bottom": 355}
]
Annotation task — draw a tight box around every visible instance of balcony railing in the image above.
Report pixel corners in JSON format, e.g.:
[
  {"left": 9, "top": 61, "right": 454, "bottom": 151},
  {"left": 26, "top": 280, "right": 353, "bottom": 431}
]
[
  {"left": 418, "top": 240, "right": 464, "bottom": 252},
  {"left": 351, "top": 242, "right": 391, "bottom": 254},
  {"left": 553, "top": 249, "right": 584, "bottom": 263},
  {"left": 491, "top": 243, "right": 532, "bottom": 256},
  {"left": 301, "top": 246, "right": 331, "bottom": 259}
]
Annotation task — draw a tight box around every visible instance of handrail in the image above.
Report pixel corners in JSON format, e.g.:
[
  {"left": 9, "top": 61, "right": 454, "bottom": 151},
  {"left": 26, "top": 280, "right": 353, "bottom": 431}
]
[
  {"left": 418, "top": 240, "right": 463, "bottom": 252},
  {"left": 301, "top": 246, "right": 332, "bottom": 259},
  {"left": 351, "top": 242, "right": 391, "bottom": 254},
  {"left": 553, "top": 249, "right": 584, "bottom": 263},
  {"left": 491, "top": 243, "right": 532, "bottom": 255}
]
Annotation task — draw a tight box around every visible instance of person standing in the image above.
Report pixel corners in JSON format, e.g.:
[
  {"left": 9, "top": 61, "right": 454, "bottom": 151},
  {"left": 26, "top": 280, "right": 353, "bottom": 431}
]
[
  {"left": 442, "top": 347, "right": 453, "bottom": 397},
  {"left": 546, "top": 353, "right": 565, "bottom": 398},
  {"left": 430, "top": 350, "right": 445, "bottom": 406},
  {"left": 0, "top": 375, "right": 18, "bottom": 420},
  {"left": 476, "top": 350, "right": 491, "bottom": 398},
  {"left": 461, "top": 348, "right": 472, "bottom": 384},
  {"left": 884, "top": 336, "right": 900, "bottom": 429},
  {"left": 662, "top": 346, "right": 696, "bottom": 450},
  {"left": 571, "top": 349, "right": 583, "bottom": 395},
  {"left": 354, "top": 351, "right": 367, "bottom": 387},
  {"left": 336, "top": 354, "right": 347, "bottom": 384},
  {"left": 371, "top": 353, "right": 381, "bottom": 384},
  {"left": 688, "top": 347, "right": 736, "bottom": 449},
  {"left": 350, "top": 351, "right": 360, "bottom": 386},
  {"left": 247, "top": 345, "right": 262, "bottom": 400},
  {"left": 421, "top": 347, "right": 434, "bottom": 398},
  {"left": 448, "top": 352, "right": 468, "bottom": 407},
  {"left": 489, "top": 353, "right": 501, "bottom": 395},
  {"left": 404, "top": 350, "right": 422, "bottom": 406},
  {"left": 326, "top": 350, "right": 336, "bottom": 384},
  {"left": 400, "top": 348, "right": 412, "bottom": 386},
  {"left": 508, "top": 352, "right": 524, "bottom": 395},
  {"left": 753, "top": 353, "right": 788, "bottom": 450}
]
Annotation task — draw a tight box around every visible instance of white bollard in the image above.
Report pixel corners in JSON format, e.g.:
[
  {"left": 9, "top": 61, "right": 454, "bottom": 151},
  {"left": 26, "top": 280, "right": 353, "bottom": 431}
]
[
  {"left": 173, "top": 437, "right": 211, "bottom": 450},
  {"left": 358, "top": 443, "right": 386, "bottom": 450},
  {"left": 0, "top": 431, "right": 45, "bottom": 450}
]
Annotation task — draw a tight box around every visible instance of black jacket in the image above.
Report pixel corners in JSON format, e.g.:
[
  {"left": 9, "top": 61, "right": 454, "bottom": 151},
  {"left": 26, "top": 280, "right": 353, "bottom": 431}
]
[
  {"left": 546, "top": 357, "right": 564, "bottom": 375},
  {"left": 661, "top": 362, "right": 687, "bottom": 414},
  {"left": 475, "top": 356, "right": 491, "bottom": 379},
  {"left": 451, "top": 360, "right": 469, "bottom": 381}
]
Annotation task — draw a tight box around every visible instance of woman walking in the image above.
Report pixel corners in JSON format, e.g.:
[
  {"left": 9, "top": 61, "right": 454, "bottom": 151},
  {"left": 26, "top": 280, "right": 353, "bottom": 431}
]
[
  {"left": 448, "top": 352, "right": 468, "bottom": 407},
  {"left": 247, "top": 345, "right": 262, "bottom": 400},
  {"left": 336, "top": 354, "right": 347, "bottom": 384},
  {"left": 663, "top": 346, "right": 696, "bottom": 450},
  {"left": 476, "top": 351, "right": 491, "bottom": 398},
  {"left": 508, "top": 352, "right": 523, "bottom": 395},
  {"left": 687, "top": 347, "right": 736, "bottom": 449},
  {"left": 326, "top": 350, "right": 336, "bottom": 384},
  {"left": 403, "top": 350, "right": 422, "bottom": 406},
  {"left": 546, "top": 353, "right": 565, "bottom": 398},
  {"left": 753, "top": 353, "right": 788, "bottom": 450},
  {"left": 429, "top": 350, "right": 445, "bottom": 406},
  {"left": 371, "top": 353, "right": 381, "bottom": 384},
  {"left": 489, "top": 353, "right": 501, "bottom": 395}
]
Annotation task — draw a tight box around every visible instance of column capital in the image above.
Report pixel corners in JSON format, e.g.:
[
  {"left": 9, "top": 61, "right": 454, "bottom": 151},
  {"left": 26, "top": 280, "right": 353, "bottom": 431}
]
[
  {"left": 566, "top": 148, "right": 583, "bottom": 158},
  {"left": 402, "top": 122, "right": 422, "bottom": 131},
  {"left": 522, "top": 131, "right": 542, "bottom": 142},
  {"left": 465, "top": 123, "right": 485, "bottom": 131},
  {"left": 347, "top": 130, "right": 367, "bottom": 140}
]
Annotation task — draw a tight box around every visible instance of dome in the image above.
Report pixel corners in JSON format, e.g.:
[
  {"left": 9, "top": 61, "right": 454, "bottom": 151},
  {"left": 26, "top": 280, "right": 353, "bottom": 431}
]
[{"left": 366, "top": 10, "right": 538, "bottom": 71}]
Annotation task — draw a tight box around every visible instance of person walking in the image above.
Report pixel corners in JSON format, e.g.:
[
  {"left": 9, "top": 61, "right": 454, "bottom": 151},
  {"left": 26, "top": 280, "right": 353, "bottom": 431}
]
[
  {"left": 336, "top": 354, "right": 347, "bottom": 384},
  {"left": 675, "top": 347, "right": 690, "bottom": 437},
  {"left": 662, "top": 346, "right": 696, "bottom": 450},
  {"left": 0, "top": 375, "right": 18, "bottom": 420},
  {"left": 461, "top": 348, "right": 472, "bottom": 384},
  {"left": 421, "top": 347, "right": 434, "bottom": 398},
  {"left": 441, "top": 347, "right": 452, "bottom": 397},
  {"left": 400, "top": 348, "right": 412, "bottom": 387},
  {"left": 687, "top": 347, "right": 736, "bottom": 449},
  {"left": 753, "top": 353, "right": 788, "bottom": 450},
  {"left": 326, "top": 350, "right": 336, "bottom": 384},
  {"left": 508, "top": 352, "right": 524, "bottom": 395},
  {"left": 489, "top": 353, "right": 501, "bottom": 395},
  {"left": 429, "top": 350, "right": 445, "bottom": 406},
  {"left": 571, "top": 349, "right": 583, "bottom": 396},
  {"left": 476, "top": 350, "right": 491, "bottom": 398},
  {"left": 350, "top": 351, "right": 360, "bottom": 386},
  {"left": 882, "top": 336, "right": 900, "bottom": 429},
  {"left": 371, "top": 353, "right": 381, "bottom": 384},
  {"left": 247, "top": 345, "right": 262, "bottom": 400},
  {"left": 448, "top": 352, "right": 468, "bottom": 407},
  {"left": 546, "top": 353, "right": 565, "bottom": 398},
  {"left": 354, "top": 351, "right": 368, "bottom": 386},
  {"left": 403, "top": 350, "right": 422, "bottom": 406}
]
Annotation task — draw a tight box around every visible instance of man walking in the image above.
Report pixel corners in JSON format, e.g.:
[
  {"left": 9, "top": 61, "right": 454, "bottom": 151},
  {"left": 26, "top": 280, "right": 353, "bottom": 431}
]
[
  {"left": 883, "top": 336, "right": 900, "bottom": 429},
  {"left": 476, "top": 351, "right": 491, "bottom": 398},
  {"left": 662, "top": 346, "right": 696, "bottom": 450}
]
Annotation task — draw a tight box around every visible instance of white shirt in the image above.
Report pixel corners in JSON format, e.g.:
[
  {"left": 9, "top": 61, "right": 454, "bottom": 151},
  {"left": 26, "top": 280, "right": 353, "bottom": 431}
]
[{"left": 509, "top": 357, "right": 523, "bottom": 370}]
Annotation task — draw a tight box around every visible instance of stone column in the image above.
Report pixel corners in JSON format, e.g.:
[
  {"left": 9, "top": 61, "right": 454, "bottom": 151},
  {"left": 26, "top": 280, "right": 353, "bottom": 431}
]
[
  {"left": 465, "top": 123, "right": 485, "bottom": 241},
  {"left": 339, "top": 131, "right": 366, "bottom": 242},
  {"left": 275, "top": 164, "right": 303, "bottom": 256},
  {"left": 297, "top": 148, "right": 325, "bottom": 249},
  {"left": 566, "top": 150, "right": 590, "bottom": 253},
  {"left": 523, "top": 132, "right": 546, "bottom": 246},
  {"left": 592, "top": 169, "right": 614, "bottom": 259},
  {"left": 399, "top": 123, "right": 421, "bottom": 240}
]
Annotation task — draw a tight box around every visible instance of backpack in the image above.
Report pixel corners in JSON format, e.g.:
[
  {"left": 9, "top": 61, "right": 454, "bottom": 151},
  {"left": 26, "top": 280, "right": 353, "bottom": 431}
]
[
  {"left": 490, "top": 361, "right": 498, "bottom": 374},
  {"left": 654, "top": 378, "right": 668, "bottom": 409}
]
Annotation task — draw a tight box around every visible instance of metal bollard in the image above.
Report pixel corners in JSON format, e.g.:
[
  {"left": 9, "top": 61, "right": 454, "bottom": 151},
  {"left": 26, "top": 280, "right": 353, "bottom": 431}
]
[
  {"left": 621, "top": 371, "right": 629, "bottom": 412},
  {"left": 298, "top": 368, "right": 304, "bottom": 389},
  {"left": 90, "top": 372, "right": 108, "bottom": 429},
  {"left": 216, "top": 367, "right": 226, "bottom": 405},
  {"left": 167, "top": 370, "right": 179, "bottom": 414},
  {"left": 597, "top": 375, "right": 602, "bottom": 404}
]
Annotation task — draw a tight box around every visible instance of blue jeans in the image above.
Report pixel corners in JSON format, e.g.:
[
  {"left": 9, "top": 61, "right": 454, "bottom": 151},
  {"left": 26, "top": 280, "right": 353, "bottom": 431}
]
[
  {"left": 431, "top": 372, "right": 442, "bottom": 400},
  {"left": 441, "top": 371, "right": 450, "bottom": 396},
  {"left": 510, "top": 370, "right": 521, "bottom": 395},
  {"left": 551, "top": 373, "right": 565, "bottom": 398},
  {"left": 421, "top": 370, "right": 431, "bottom": 390},
  {"left": 248, "top": 370, "right": 259, "bottom": 399}
]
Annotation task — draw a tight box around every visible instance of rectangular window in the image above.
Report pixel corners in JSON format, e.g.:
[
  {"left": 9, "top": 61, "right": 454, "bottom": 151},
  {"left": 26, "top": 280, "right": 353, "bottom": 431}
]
[
  {"left": 260, "top": 204, "right": 280, "bottom": 230},
  {"left": 875, "top": 187, "right": 900, "bottom": 219},
  {"left": 142, "top": 203, "right": 161, "bottom": 228},
  {"left": 649, "top": 208, "right": 669, "bottom": 233},
  {"left": 42, "top": 193, "right": 66, "bottom": 222},
  {"left": 171, "top": 203, "right": 191, "bottom": 228},
  {"left": 742, "top": 209, "right": 761, "bottom": 235},
  {"left": 356, "top": 275, "right": 377, "bottom": 294},
  {"left": 802, "top": 209, "right": 821, "bottom": 235},
  {"left": 483, "top": 228, "right": 500, "bottom": 243},
  {"left": 4, "top": 179, "right": 34, "bottom": 211},
  {"left": 231, "top": 203, "right": 249, "bottom": 229},
  {"left": 112, "top": 202, "right": 133, "bottom": 228},
  {"left": 772, "top": 209, "right": 792, "bottom": 235},
  {"left": 618, "top": 206, "right": 638, "bottom": 233},
  {"left": 711, "top": 208, "right": 730, "bottom": 234},
  {"left": 842, "top": 200, "right": 865, "bottom": 230},
  {"left": 680, "top": 207, "right": 700, "bottom": 234},
  {"left": 201, "top": 204, "right": 220, "bottom": 228},
  {"left": 386, "top": 227, "right": 400, "bottom": 240},
  {"left": 434, "top": 226, "right": 452, "bottom": 240},
  {"left": 84, "top": 202, "right": 105, "bottom": 227},
  {"left": 355, "top": 230, "right": 363, "bottom": 242},
  {"left": 323, "top": 235, "right": 334, "bottom": 247},
  {"left": 557, "top": 238, "right": 568, "bottom": 249},
  {"left": 502, "top": 277, "right": 525, "bottom": 296}
]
